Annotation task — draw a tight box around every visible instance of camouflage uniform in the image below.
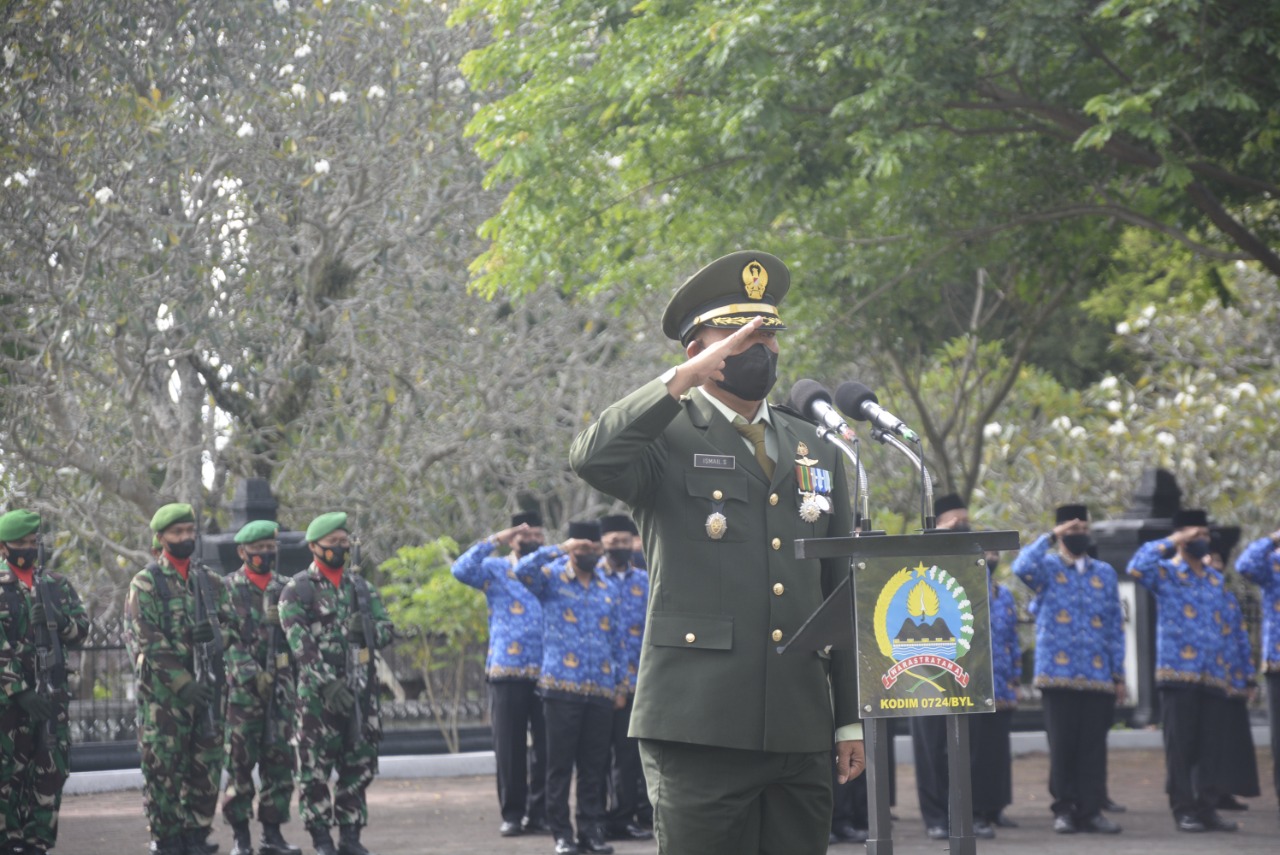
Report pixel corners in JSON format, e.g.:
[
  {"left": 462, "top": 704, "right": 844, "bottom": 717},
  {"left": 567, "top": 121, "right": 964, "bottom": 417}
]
[
  {"left": 125, "top": 555, "right": 234, "bottom": 847},
  {"left": 278, "top": 563, "right": 393, "bottom": 835},
  {"left": 0, "top": 565, "right": 88, "bottom": 853},
  {"left": 221, "top": 569, "right": 297, "bottom": 827}
]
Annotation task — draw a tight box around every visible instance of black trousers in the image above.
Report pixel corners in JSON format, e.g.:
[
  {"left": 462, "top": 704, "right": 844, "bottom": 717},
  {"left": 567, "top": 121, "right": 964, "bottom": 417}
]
[
  {"left": 1269, "top": 673, "right": 1280, "bottom": 803},
  {"left": 1201, "top": 692, "right": 1260, "bottom": 797},
  {"left": 602, "top": 694, "right": 650, "bottom": 830},
  {"left": 543, "top": 695, "right": 612, "bottom": 840},
  {"left": 970, "top": 709, "right": 1013, "bottom": 820},
  {"left": 488, "top": 679, "right": 547, "bottom": 824},
  {"left": 1159, "top": 686, "right": 1220, "bottom": 818},
  {"left": 910, "top": 715, "right": 948, "bottom": 829},
  {"left": 1041, "top": 688, "right": 1114, "bottom": 820}
]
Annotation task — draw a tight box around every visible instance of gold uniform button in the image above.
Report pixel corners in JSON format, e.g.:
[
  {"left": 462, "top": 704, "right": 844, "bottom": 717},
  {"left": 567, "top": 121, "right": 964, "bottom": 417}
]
[
  {"left": 771, "top": 629, "right": 783, "bottom": 642},
  {"left": 769, "top": 493, "right": 779, "bottom": 506},
  {"left": 712, "top": 489, "right": 723, "bottom": 501},
  {"left": 773, "top": 583, "right": 784, "bottom": 596},
  {"left": 771, "top": 537, "right": 782, "bottom": 550},
  {"left": 685, "top": 633, "right": 696, "bottom": 644}
]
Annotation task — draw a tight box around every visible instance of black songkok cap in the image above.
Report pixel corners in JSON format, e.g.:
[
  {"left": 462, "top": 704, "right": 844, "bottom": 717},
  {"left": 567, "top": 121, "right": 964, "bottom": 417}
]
[
  {"left": 933, "top": 494, "right": 966, "bottom": 517},
  {"left": 511, "top": 511, "right": 543, "bottom": 528},
  {"left": 567, "top": 520, "right": 602, "bottom": 542},
  {"left": 1172, "top": 508, "right": 1209, "bottom": 529},
  {"left": 1055, "top": 504, "right": 1089, "bottom": 524},
  {"left": 599, "top": 514, "right": 638, "bottom": 536},
  {"left": 1210, "top": 526, "right": 1241, "bottom": 561}
]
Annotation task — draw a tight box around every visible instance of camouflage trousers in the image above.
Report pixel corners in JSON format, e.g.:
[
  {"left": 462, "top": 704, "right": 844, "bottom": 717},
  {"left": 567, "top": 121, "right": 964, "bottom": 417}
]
[
  {"left": 296, "top": 701, "right": 379, "bottom": 831},
  {"left": 138, "top": 694, "right": 224, "bottom": 841},
  {"left": 0, "top": 698, "right": 71, "bottom": 850},
  {"left": 221, "top": 694, "right": 295, "bottom": 825}
]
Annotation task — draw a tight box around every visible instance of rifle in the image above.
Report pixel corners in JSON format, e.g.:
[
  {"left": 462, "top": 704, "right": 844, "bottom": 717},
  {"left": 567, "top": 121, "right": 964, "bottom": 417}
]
[
  {"left": 31, "top": 525, "right": 63, "bottom": 755},
  {"left": 344, "top": 536, "right": 376, "bottom": 747},
  {"left": 263, "top": 583, "right": 286, "bottom": 745},
  {"left": 191, "top": 513, "right": 225, "bottom": 738}
]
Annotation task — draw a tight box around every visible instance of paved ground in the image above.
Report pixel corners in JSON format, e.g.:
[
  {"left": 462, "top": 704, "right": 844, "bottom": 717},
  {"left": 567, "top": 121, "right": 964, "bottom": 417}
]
[{"left": 59, "top": 746, "right": 1276, "bottom": 855}]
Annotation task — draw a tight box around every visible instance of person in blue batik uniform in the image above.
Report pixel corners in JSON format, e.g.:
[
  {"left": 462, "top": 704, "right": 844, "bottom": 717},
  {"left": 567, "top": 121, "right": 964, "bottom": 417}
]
[
  {"left": 1236, "top": 522, "right": 1280, "bottom": 811},
  {"left": 1012, "top": 503, "right": 1124, "bottom": 836},
  {"left": 451, "top": 511, "right": 549, "bottom": 837},
  {"left": 517, "top": 520, "right": 627, "bottom": 855},
  {"left": 972, "top": 550, "right": 1021, "bottom": 836},
  {"left": 595, "top": 514, "right": 654, "bottom": 842},
  {"left": 1127, "top": 508, "right": 1238, "bottom": 833}
]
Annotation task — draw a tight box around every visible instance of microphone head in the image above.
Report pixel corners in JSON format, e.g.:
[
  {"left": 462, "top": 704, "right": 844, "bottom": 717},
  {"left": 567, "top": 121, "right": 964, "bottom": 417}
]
[
  {"left": 835, "top": 381, "right": 879, "bottom": 421},
  {"left": 789, "top": 379, "right": 832, "bottom": 416}
]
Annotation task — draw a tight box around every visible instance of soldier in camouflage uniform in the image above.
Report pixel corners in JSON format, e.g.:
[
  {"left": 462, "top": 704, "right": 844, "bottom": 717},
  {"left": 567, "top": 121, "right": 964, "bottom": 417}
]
[
  {"left": 220, "top": 520, "right": 302, "bottom": 855},
  {"left": 0, "top": 509, "right": 89, "bottom": 855},
  {"left": 125, "top": 503, "right": 234, "bottom": 855},
  {"left": 279, "top": 513, "right": 393, "bottom": 855}
]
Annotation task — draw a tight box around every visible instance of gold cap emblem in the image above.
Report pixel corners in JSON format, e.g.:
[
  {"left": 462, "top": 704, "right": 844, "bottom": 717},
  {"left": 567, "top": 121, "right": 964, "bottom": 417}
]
[{"left": 742, "top": 260, "right": 769, "bottom": 299}]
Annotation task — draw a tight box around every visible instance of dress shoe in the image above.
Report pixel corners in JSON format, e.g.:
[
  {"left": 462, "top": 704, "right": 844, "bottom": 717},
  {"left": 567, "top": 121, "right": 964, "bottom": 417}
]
[
  {"left": 604, "top": 823, "right": 652, "bottom": 841},
  {"left": 553, "top": 838, "right": 579, "bottom": 855},
  {"left": 576, "top": 829, "right": 614, "bottom": 854},
  {"left": 1175, "top": 813, "right": 1207, "bottom": 832},
  {"left": 972, "top": 820, "right": 996, "bottom": 839},
  {"left": 1217, "top": 795, "right": 1249, "bottom": 811},
  {"left": 993, "top": 811, "right": 1018, "bottom": 828},
  {"left": 831, "top": 822, "right": 867, "bottom": 843},
  {"left": 1052, "top": 814, "right": 1077, "bottom": 834},
  {"left": 1102, "top": 797, "right": 1127, "bottom": 813},
  {"left": 337, "top": 825, "right": 376, "bottom": 855},
  {"left": 521, "top": 816, "right": 551, "bottom": 835},
  {"left": 1200, "top": 811, "right": 1238, "bottom": 832},
  {"left": 258, "top": 823, "right": 301, "bottom": 855},
  {"left": 1079, "top": 813, "right": 1122, "bottom": 834},
  {"left": 148, "top": 837, "right": 188, "bottom": 855},
  {"left": 499, "top": 821, "right": 524, "bottom": 837},
  {"left": 925, "top": 825, "right": 948, "bottom": 840}
]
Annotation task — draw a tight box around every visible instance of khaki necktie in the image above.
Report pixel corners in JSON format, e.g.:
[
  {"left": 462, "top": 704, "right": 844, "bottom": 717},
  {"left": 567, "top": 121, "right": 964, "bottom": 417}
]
[{"left": 734, "top": 422, "right": 775, "bottom": 480}]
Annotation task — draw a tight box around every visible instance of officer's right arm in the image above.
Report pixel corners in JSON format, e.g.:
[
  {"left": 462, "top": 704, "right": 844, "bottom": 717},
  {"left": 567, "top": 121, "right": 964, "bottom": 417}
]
[
  {"left": 513, "top": 546, "right": 560, "bottom": 600},
  {"left": 222, "top": 583, "right": 259, "bottom": 689},
  {"left": 0, "top": 614, "right": 18, "bottom": 706},
  {"left": 569, "top": 379, "right": 682, "bottom": 507},
  {"left": 125, "top": 569, "right": 194, "bottom": 698},
  {"left": 1237, "top": 535, "right": 1280, "bottom": 587},
  {"left": 450, "top": 540, "right": 496, "bottom": 589},
  {"left": 1010, "top": 533, "right": 1053, "bottom": 592},
  {"left": 1126, "top": 539, "right": 1170, "bottom": 591}
]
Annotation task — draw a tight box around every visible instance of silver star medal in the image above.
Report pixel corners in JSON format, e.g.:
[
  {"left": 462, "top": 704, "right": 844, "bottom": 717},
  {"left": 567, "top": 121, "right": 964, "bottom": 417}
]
[
  {"left": 798, "top": 493, "right": 825, "bottom": 523},
  {"left": 705, "top": 511, "right": 728, "bottom": 540}
]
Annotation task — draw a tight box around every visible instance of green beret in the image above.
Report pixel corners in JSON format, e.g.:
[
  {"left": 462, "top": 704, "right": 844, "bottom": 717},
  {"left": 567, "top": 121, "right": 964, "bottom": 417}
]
[
  {"left": 661, "top": 250, "right": 790, "bottom": 345},
  {"left": 235, "top": 519, "right": 280, "bottom": 545},
  {"left": 0, "top": 509, "right": 41, "bottom": 542},
  {"left": 306, "top": 511, "right": 348, "bottom": 542},
  {"left": 150, "top": 503, "right": 195, "bottom": 533}
]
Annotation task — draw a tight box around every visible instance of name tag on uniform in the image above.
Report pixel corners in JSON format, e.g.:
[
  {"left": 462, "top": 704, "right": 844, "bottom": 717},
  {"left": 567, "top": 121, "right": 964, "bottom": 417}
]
[{"left": 694, "top": 454, "right": 735, "bottom": 470}]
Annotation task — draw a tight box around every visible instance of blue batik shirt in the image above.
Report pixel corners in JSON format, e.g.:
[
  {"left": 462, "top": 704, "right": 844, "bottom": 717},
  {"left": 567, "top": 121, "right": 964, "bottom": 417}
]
[
  {"left": 1127, "top": 539, "right": 1232, "bottom": 693},
  {"left": 1221, "top": 590, "right": 1256, "bottom": 697},
  {"left": 1237, "top": 535, "right": 1280, "bottom": 674},
  {"left": 599, "top": 560, "right": 649, "bottom": 692},
  {"left": 1012, "top": 534, "right": 1125, "bottom": 694},
  {"left": 451, "top": 539, "right": 543, "bottom": 681},
  {"left": 516, "top": 545, "right": 626, "bottom": 704},
  {"left": 989, "top": 580, "right": 1021, "bottom": 709}
]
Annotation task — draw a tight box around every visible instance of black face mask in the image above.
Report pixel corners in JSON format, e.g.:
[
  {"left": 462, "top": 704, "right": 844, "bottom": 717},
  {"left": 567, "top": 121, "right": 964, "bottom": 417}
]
[
  {"left": 167, "top": 539, "right": 197, "bottom": 560},
  {"left": 247, "top": 552, "right": 277, "bottom": 574},
  {"left": 606, "top": 548, "right": 632, "bottom": 567},
  {"left": 572, "top": 553, "right": 598, "bottom": 573},
  {"left": 1184, "top": 538, "right": 1211, "bottom": 560},
  {"left": 1060, "top": 533, "right": 1091, "bottom": 558},
  {"left": 516, "top": 540, "right": 540, "bottom": 557},
  {"left": 316, "top": 545, "right": 348, "bottom": 568},
  {"left": 5, "top": 547, "right": 38, "bottom": 570},
  {"left": 715, "top": 343, "right": 777, "bottom": 401}
]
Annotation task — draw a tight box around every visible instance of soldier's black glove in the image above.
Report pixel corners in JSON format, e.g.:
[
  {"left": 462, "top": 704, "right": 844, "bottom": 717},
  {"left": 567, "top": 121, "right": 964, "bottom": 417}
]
[
  {"left": 320, "top": 679, "right": 356, "bottom": 715},
  {"left": 345, "top": 614, "right": 365, "bottom": 643},
  {"left": 177, "top": 680, "right": 214, "bottom": 709},
  {"left": 191, "top": 621, "right": 215, "bottom": 644},
  {"left": 15, "top": 689, "right": 55, "bottom": 722},
  {"left": 29, "top": 599, "right": 47, "bottom": 627}
]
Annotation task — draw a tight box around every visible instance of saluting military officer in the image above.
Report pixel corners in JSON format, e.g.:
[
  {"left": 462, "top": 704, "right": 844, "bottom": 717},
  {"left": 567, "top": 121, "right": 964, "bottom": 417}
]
[
  {"left": 0, "top": 509, "right": 89, "bottom": 855},
  {"left": 569, "top": 251, "right": 865, "bottom": 855},
  {"left": 1237, "top": 522, "right": 1280, "bottom": 811},
  {"left": 126, "top": 503, "right": 234, "bottom": 855},
  {"left": 279, "top": 513, "right": 393, "bottom": 855},
  {"left": 221, "top": 520, "right": 302, "bottom": 855}
]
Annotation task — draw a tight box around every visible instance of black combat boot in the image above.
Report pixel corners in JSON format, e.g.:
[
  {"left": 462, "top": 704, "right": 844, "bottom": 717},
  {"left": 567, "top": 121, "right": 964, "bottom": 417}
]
[
  {"left": 229, "top": 820, "right": 253, "bottom": 855},
  {"left": 257, "top": 823, "right": 302, "bottom": 855},
  {"left": 335, "top": 826, "right": 374, "bottom": 855},
  {"left": 308, "top": 826, "right": 338, "bottom": 855},
  {"left": 147, "top": 836, "right": 187, "bottom": 855},
  {"left": 185, "top": 828, "right": 219, "bottom": 855}
]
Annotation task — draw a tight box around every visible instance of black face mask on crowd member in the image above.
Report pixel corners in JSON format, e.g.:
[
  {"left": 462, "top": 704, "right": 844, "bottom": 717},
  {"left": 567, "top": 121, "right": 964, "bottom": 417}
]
[
  {"left": 572, "top": 553, "right": 599, "bottom": 573},
  {"left": 516, "top": 540, "right": 540, "bottom": 557},
  {"left": 606, "top": 548, "right": 632, "bottom": 567},
  {"left": 1184, "top": 538, "right": 1211, "bottom": 560},
  {"left": 317, "top": 544, "right": 348, "bottom": 568},
  {"left": 167, "top": 539, "right": 197, "bottom": 560},
  {"left": 5, "top": 546, "right": 38, "bottom": 570},
  {"left": 715, "top": 343, "right": 778, "bottom": 401},
  {"left": 1060, "top": 533, "right": 1091, "bottom": 558},
  {"left": 247, "top": 552, "right": 277, "bottom": 574}
]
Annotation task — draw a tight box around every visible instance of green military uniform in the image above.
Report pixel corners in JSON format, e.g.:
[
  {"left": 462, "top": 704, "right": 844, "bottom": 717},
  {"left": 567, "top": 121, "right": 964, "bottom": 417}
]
[
  {"left": 278, "top": 513, "right": 393, "bottom": 855},
  {"left": 569, "top": 251, "right": 861, "bottom": 855},
  {"left": 124, "top": 503, "right": 234, "bottom": 855},
  {"left": 0, "top": 509, "right": 89, "bottom": 855},
  {"left": 220, "top": 520, "right": 302, "bottom": 855}
]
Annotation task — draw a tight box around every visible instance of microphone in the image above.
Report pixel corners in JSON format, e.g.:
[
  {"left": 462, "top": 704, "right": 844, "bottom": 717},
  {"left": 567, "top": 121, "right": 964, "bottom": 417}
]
[
  {"left": 789, "top": 380, "right": 858, "bottom": 443},
  {"left": 835, "top": 381, "right": 919, "bottom": 443}
]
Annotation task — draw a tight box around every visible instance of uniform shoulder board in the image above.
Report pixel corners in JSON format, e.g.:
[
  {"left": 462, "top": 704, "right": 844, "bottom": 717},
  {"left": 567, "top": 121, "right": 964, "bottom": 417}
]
[{"left": 771, "top": 402, "right": 816, "bottom": 425}]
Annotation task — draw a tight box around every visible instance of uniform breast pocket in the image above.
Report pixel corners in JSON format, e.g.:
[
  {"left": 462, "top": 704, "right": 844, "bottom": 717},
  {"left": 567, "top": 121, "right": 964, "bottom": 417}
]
[{"left": 684, "top": 470, "right": 750, "bottom": 543}]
